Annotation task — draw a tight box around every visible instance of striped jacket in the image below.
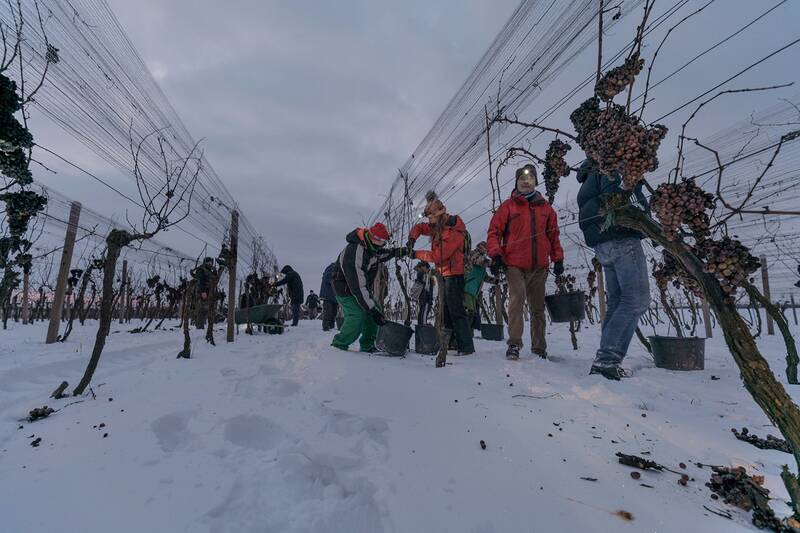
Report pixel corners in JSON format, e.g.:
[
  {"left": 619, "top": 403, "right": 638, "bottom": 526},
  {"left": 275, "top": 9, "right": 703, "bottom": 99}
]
[{"left": 332, "top": 228, "right": 399, "bottom": 311}]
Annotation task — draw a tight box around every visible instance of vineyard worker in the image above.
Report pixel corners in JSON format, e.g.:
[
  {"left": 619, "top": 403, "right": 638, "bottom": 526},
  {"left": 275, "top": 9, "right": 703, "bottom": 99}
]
[
  {"left": 487, "top": 164, "right": 564, "bottom": 360},
  {"left": 409, "top": 261, "right": 434, "bottom": 325},
  {"left": 331, "top": 223, "right": 406, "bottom": 352},
  {"left": 190, "top": 256, "right": 216, "bottom": 329},
  {"left": 274, "top": 265, "right": 304, "bottom": 326},
  {"left": 576, "top": 158, "right": 650, "bottom": 380},
  {"left": 320, "top": 262, "right": 339, "bottom": 331},
  {"left": 464, "top": 242, "right": 492, "bottom": 331},
  {"left": 407, "top": 193, "right": 475, "bottom": 355},
  {"left": 305, "top": 290, "right": 320, "bottom": 319}
]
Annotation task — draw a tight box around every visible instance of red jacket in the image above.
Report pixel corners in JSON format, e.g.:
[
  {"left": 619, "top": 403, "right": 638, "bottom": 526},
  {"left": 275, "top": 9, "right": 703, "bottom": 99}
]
[
  {"left": 409, "top": 215, "right": 467, "bottom": 277},
  {"left": 486, "top": 191, "right": 564, "bottom": 270}
]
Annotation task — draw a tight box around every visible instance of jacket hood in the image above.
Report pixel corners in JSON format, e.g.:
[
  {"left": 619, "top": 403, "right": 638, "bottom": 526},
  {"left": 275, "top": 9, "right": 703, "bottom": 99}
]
[
  {"left": 347, "top": 228, "right": 375, "bottom": 246},
  {"left": 281, "top": 265, "right": 293, "bottom": 274},
  {"left": 445, "top": 214, "right": 466, "bottom": 232},
  {"left": 511, "top": 189, "right": 546, "bottom": 205},
  {"left": 576, "top": 159, "right": 595, "bottom": 184}
]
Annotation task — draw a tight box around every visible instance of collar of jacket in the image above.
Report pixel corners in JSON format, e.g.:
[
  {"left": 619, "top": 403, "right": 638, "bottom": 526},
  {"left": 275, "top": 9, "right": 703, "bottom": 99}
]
[{"left": 511, "top": 189, "right": 546, "bottom": 206}]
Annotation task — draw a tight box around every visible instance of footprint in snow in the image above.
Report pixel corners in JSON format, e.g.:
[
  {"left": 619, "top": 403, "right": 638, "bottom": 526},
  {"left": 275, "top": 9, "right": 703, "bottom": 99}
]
[
  {"left": 270, "top": 378, "right": 301, "bottom": 397},
  {"left": 223, "top": 414, "right": 287, "bottom": 451},
  {"left": 151, "top": 410, "right": 197, "bottom": 453}
]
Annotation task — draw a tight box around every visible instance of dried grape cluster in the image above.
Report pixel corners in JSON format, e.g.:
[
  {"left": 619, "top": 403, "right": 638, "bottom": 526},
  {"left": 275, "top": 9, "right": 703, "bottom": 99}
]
[
  {"left": 569, "top": 96, "right": 601, "bottom": 145},
  {"left": 570, "top": 98, "right": 667, "bottom": 189},
  {"left": 697, "top": 237, "right": 760, "bottom": 302},
  {"left": 706, "top": 466, "right": 797, "bottom": 532},
  {"left": 650, "top": 179, "right": 715, "bottom": 241},
  {"left": 594, "top": 54, "right": 644, "bottom": 102},
  {"left": 652, "top": 252, "right": 700, "bottom": 296},
  {"left": 27, "top": 406, "right": 55, "bottom": 422},
  {"left": 731, "top": 427, "right": 791, "bottom": 454},
  {"left": 543, "top": 139, "right": 571, "bottom": 204},
  {"left": 554, "top": 273, "right": 576, "bottom": 295}
]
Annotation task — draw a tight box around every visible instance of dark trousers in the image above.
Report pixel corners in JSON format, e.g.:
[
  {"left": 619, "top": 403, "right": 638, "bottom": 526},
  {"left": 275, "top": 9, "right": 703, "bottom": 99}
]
[
  {"left": 322, "top": 299, "right": 338, "bottom": 331},
  {"left": 417, "top": 301, "right": 430, "bottom": 325},
  {"left": 291, "top": 300, "right": 301, "bottom": 326},
  {"left": 443, "top": 275, "right": 474, "bottom": 352}
]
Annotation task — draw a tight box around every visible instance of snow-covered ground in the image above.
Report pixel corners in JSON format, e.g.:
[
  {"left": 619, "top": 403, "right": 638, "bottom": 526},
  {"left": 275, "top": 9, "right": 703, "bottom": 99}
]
[{"left": 1, "top": 317, "right": 799, "bottom": 533}]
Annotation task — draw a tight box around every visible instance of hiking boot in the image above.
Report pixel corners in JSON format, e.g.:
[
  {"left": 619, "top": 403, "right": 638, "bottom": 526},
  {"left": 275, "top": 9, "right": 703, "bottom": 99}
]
[
  {"left": 589, "top": 363, "right": 626, "bottom": 381},
  {"left": 506, "top": 344, "right": 520, "bottom": 360},
  {"left": 533, "top": 350, "right": 547, "bottom": 360},
  {"left": 457, "top": 350, "right": 475, "bottom": 356},
  {"left": 361, "top": 346, "right": 377, "bottom": 354}
]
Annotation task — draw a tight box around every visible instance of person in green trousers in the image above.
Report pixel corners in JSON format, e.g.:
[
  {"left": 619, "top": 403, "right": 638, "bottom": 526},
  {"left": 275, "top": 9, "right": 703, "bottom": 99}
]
[
  {"left": 330, "top": 223, "right": 408, "bottom": 352},
  {"left": 464, "top": 242, "right": 493, "bottom": 328}
]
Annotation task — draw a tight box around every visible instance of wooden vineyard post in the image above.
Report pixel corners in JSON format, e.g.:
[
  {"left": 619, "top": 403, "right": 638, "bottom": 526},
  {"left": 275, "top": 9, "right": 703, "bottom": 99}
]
[
  {"left": 21, "top": 268, "right": 30, "bottom": 325},
  {"left": 701, "top": 297, "right": 713, "bottom": 338},
  {"left": 46, "top": 202, "right": 81, "bottom": 344},
  {"left": 792, "top": 295, "right": 798, "bottom": 326},
  {"left": 494, "top": 281, "right": 504, "bottom": 326},
  {"left": 119, "top": 259, "right": 127, "bottom": 324},
  {"left": 227, "top": 210, "right": 239, "bottom": 343},
  {"left": 596, "top": 261, "right": 606, "bottom": 322},
  {"left": 433, "top": 269, "right": 447, "bottom": 368},
  {"left": 761, "top": 255, "right": 775, "bottom": 336}
]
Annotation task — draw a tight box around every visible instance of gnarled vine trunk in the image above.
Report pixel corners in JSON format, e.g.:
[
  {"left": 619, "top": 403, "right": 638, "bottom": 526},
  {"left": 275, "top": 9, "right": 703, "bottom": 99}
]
[
  {"left": 73, "top": 230, "right": 132, "bottom": 395},
  {"left": 614, "top": 205, "right": 800, "bottom": 515}
]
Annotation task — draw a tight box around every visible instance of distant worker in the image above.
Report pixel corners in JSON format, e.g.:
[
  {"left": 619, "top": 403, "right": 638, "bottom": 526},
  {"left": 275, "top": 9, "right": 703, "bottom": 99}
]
[
  {"left": 190, "top": 257, "right": 216, "bottom": 329},
  {"left": 274, "top": 265, "right": 304, "bottom": 326},
  {"left": 305, "top": 290, "right": 320, "bottom": 319},
  {"left": 320, "top": 262, "right": 338, "bottom": 331},
  {"left": 409, "top": 261, "right": 434, "bottom": 325},
  {"left": 464, "top": 241, "right": 492, "bottom": 331}
]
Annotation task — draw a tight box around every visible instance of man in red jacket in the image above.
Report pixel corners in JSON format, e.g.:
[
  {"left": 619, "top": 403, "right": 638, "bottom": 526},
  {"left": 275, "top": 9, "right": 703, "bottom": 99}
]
[
  {"left": 408, "top": 192, "right": 474, "bottom": 357},
  {"left": 487, "top": 164, "right": 564, "bottom": 360}
]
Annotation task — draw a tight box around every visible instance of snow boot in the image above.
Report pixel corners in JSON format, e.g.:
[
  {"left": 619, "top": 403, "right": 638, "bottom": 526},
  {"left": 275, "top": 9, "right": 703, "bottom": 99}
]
[
  {"left": 589, "top": 363, "right": 626, "bottom": 381},
  {"left": 506, "top": 344, "right": 520, "bottom": 360},
  {"left": 533, "top": 350, "right": 547, "bottom": 360}
]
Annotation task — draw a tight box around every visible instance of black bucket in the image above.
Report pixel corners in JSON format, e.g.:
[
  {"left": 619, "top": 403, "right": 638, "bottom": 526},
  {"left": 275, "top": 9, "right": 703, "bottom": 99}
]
[
  {"left": 414, "top": 325, "right": 452, "bottom": 354},
  {"left": 545, "top": 291, "right": 586, "bottom": 323},
  {"left": 480, "top": 323, "right": 504, "bottom": 341},
  {"left": 649, "top": 335, "right": 705, "bottom": 371},
  {"left": 376, "top": 321, "right": 414, "bottom": 356}
]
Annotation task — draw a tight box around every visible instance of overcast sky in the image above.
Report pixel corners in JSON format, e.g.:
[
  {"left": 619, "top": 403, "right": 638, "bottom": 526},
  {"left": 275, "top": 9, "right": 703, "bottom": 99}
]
[
  {"left": 26, "top": 0, "right": 800, "bottom": 294},
  {"left": 90, "top": 0, "right": 517, "bottom": 288}
]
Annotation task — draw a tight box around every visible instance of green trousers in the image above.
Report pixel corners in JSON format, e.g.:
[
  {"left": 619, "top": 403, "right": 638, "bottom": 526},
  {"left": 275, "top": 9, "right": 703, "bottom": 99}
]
[{"left": 331, "top": 296, "right": 379, "bottom": 351}]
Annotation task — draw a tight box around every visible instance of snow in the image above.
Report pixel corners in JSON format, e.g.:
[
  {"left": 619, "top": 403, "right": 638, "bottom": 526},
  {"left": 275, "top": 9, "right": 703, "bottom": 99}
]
[{"left": 2, "top": 318, "right": 799, "bottom": 533}]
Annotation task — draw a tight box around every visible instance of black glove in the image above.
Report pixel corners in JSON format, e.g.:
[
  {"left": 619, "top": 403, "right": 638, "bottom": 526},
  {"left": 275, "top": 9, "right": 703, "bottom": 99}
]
[
  {"left": 406, "top": 238, "right": 416, "bottom": 251},
  {"left": 490, "top": 255, "right": 504, "bottom": 276},
  {"left": 553, "top": 261, "right": 564, "bottom": 276},
  {"left": 369, "top": 307, "right": 386, "bottom": 326}
]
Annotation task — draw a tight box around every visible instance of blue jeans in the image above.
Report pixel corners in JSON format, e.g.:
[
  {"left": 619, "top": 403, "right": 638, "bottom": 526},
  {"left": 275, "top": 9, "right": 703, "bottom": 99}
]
[{"left": 593, "top": 238, "right": 650, "bottom": 366}]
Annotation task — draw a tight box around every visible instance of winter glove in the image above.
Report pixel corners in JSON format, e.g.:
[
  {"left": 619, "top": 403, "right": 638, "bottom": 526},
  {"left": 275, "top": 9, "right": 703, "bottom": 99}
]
[
  {"left": 369, "top": 307, "right": 386, "bottom": 326},
  {"left": 405, "top": 238, "right": 416, "bottom": 251},
  {"left": 553, "top": 261, "right": 565, "bottom": 276},
  {"left": 490, "top": 255, "right": 505, "bottom": 276}
]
